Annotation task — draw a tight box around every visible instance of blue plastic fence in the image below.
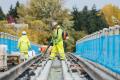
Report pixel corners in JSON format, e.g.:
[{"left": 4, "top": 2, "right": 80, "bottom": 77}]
[
  {"left": 0, "top": 32, "right": 40, "bottom": 55},
  {"left": 76, "top": 25, "right": 120, "bottom": 74}
]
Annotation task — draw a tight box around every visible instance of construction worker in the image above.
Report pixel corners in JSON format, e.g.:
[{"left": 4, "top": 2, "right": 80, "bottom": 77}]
[
  {"left": 50, "top": 21, "right": 65, "bottom": 60},
  {"left": 18, "top": 31, "right": 31, "bottom": 60}
]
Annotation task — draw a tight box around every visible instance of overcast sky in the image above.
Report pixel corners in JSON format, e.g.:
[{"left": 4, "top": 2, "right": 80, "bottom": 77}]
[
  {"left": 63, "top": 0, "right": 120, "bottom": 10},
  {"left": 0, "top": 0, "right": 120, "bottom": 14},
  {"left": 0, "top": 0, "right": 28, "bottom": 14}
]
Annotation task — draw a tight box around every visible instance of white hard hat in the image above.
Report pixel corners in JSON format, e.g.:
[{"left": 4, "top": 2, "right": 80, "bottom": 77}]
[
  {"left": 52, "top": 21, "right": 57, "bottom": 27},
  {"left": 57, "top": 25, "right": 60, "bottom": 28},
  {"left": 22, "top": 31, "right": 26, "bottom": 35}
]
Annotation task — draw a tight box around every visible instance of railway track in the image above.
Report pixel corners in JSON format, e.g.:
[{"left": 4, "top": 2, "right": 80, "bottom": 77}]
[
  {"left": 68, "top": 53, "right": 120, "bottom": 80},
  {"left": 29, "top": 56, "right": 90, "bottom": 80},
  {"left": 0, "top": 53, "right": 120, "bottom": 80},
  {"left": 0, "top": 54, "right": 44, "bottom": 80}
]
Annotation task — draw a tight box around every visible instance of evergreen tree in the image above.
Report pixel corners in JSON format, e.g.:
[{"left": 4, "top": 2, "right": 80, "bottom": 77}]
[
  {"left": 7, "top": 1, "right": 20, "bottom": 18},
  {"left": 88, "top": 4, "right": 108, "bottom": 33},
  {"left": 14, "top": 1, "right": 20, "bottom": 18},
  {"left": 0, "top": 7, "right": 5, "bottom": 20},
  {"left": 72, "top": 7, "right": 81, "bottom": 31},
  {"left": 81, "top": 6, "right": 89, "bottom": 31},
  {"left": 8, "top": 5, "right": 14, "bottom": 16},
  {"left": 87, "top": 4, "right": 98, "bottom": 33},
  {"left": 72, "top": 5, "right": 108, "bottom": 34}
]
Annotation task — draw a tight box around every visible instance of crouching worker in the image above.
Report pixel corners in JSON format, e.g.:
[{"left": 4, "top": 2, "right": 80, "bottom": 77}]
[
  {"left": 18, "top": 31, "right": 31, "bottom": 61},
  {"left": 49, "top": 21, "right": 65, "bottom": 60}
]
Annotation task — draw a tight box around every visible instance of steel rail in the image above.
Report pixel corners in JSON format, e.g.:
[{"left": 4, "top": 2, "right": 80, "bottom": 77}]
[
  {"left": 85, "top": 59, "right": 120, "bottom": 80},
  {"left": 69, "top": 54, "right": 120, "bottom": 80},
  {"left": 0, "top": 54, "right": 42, "bottom": 80},
  {"left": 31, "top": 59, "right": 48, "bottom": 80},
  {"left": 62, "top": 61, "right": 73, "bottom": 80},
  {"left": 36, "top": 60, "right": 52, "bottom": 80},
  {"left": 65, "top": 56, "right": 80, "bottom": 80},
  {"left": 66, "top": 55, "right": 87, "bottom": 80}
]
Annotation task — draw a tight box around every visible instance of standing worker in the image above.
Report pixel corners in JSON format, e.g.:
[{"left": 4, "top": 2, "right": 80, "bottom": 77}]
[
  {"left": 18, "top": 31, "right": 31, "bottom": 60},
  {"left": 50, "top": 21, "right": 65, "bottom": 60}
]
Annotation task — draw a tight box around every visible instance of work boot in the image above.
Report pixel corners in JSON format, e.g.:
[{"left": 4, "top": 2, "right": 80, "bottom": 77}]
[
  {"left": 60, "top": 57, "right": 65, "bottom": 61},
  {"left": 56, "top": 55, "right": 61, "bottom": 60},
  {"left": 49, "top": 57, "right": 55, "bottom": 60}
]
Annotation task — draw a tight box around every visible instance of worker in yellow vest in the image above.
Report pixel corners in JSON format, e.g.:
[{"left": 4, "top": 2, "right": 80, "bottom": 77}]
[
  {"left": 50, "top": 21, "right": 65, "bottom": 60},
  {"left": 18, "top": 31, "right": 31, "bottom": 60}
]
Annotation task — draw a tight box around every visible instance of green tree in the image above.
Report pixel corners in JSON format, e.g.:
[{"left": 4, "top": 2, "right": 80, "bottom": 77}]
[
  {"left": 72, "top": 7, "right": 81, "bottom": 31},
  {"left": 0, "top": 7, "right": 5, "bottom": 20},
  {"left": 88, "top": 5, "right": 108, "bottom": 33},
  {"left": 72, "top": 6, "right": 89, "bottom": 32},
  {"left": 7, "top": 1, "right": 20, "bottom": 18},
  {"left": 87, "top": 4, "right": 98, "bottom": 33},
  {"left": 14, "top": 1, "right": 20, "bottom": 18},
  {"left": 72, "top": 5, "right": 108, "bottom": 34},
  {"left": 28, "top": 0, "right": 63, "bottom": 22}
]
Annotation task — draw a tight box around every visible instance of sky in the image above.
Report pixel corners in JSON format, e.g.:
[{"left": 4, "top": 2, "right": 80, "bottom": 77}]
[
  {"left": 63, "top": 0, "right": 120, "bottom": 10},
  {"left": 0, "top": 0, "right": 120, "bottom": 14},
  {"left": 0, "top": 0, "right": 28, "bottom": 14}
]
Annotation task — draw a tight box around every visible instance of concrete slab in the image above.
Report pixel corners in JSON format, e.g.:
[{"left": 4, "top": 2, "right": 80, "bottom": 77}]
[{"left": 48, "top": 59, "right": 63, "bottom": 80}]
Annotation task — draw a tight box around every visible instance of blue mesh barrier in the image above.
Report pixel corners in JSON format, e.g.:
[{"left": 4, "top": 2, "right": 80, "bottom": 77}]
[
  {"left": 31, "top": 43, "right": 40, "bottom": 55},
  {"left": 0, "top": 32, "right": 40, "bottom": 55},
  {"left": 75, "top": 27, "right": 120, "bottom": 74}
]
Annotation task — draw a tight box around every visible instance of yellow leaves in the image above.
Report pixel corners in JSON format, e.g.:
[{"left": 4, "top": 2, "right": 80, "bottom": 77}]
[
  {"left": 17, "top": 4, "right": 27, "bottom": 17},
  {"left": 96, "top": 13, "right": 101, "bottom": 16},
  {"left": 30, "top": 20, "right": 48, "bottom": 31},
  {"left": 118, "top": 11, "right": 120, "bottom": 20},
  {"left": 31, "top": 20, "right": 45, "bottom": 27},
  {"left": 101, "top": 4, "right": 120, "bottom": 26}
]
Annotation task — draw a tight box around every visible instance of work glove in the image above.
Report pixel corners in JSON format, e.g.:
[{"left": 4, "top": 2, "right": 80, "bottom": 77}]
[
  {"left": 29, "top": 47, "right": 32, "bottom": 51},
  {"left": 54, "top": 40, "right": 58, "bottom": 45},
  {"left": 47, "top": 40, "right": 53, "bottom": 46},
  {"left": 16, "top": 48, "right": 19, "bottom": 51},
  {"left": 50, "top": 40, "right": 53, "bottom": 45}
]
